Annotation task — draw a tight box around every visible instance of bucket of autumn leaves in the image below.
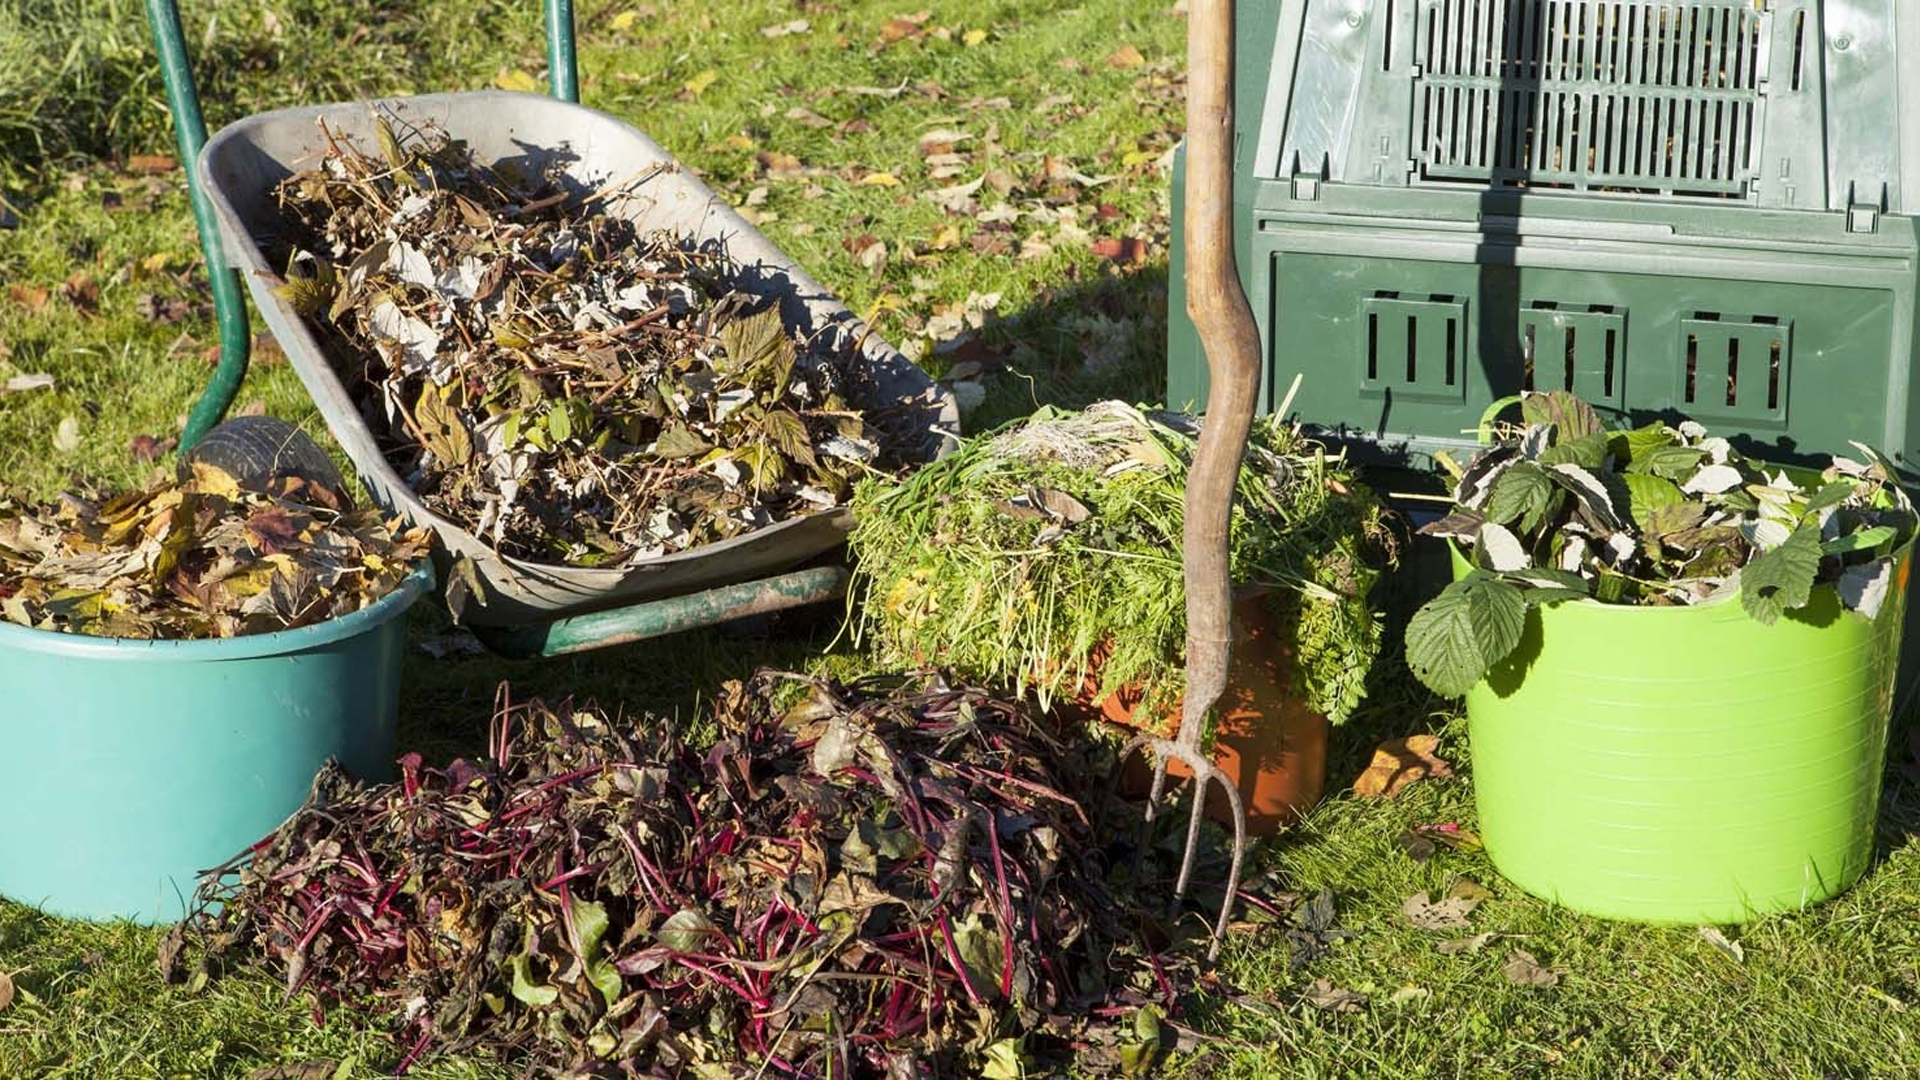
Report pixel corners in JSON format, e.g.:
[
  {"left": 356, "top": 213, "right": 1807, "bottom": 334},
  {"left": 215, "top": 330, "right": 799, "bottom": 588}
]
[{"left": 0, "top": 452, "right": 431, "bottom": 922}]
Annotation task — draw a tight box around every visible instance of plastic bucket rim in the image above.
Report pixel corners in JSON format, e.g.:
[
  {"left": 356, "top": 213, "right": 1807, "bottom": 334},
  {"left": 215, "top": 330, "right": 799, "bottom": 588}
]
[{"left": 0, "top": 560, "right": 432, "bottom": 662}]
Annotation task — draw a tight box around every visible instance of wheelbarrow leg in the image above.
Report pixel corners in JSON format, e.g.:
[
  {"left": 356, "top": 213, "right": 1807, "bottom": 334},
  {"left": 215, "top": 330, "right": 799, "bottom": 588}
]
[{"left": 146, "top": 0, "right": 250, "bottom": 453}]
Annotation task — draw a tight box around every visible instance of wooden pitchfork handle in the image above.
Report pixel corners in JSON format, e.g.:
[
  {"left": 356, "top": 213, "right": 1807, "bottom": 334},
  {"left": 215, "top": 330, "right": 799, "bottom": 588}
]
[{"left": 1116, "top": 0, "right": 1258, "bottom": 963}]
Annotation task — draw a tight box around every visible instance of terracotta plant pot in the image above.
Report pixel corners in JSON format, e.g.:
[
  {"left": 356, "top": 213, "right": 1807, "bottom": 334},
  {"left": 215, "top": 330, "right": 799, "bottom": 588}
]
[{"left": 1067, "top": 593, "right": 1331, "bottom": 836}]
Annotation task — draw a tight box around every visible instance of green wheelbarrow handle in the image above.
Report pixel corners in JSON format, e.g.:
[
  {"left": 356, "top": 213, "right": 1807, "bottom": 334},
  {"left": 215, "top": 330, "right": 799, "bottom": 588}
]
[{"left": 143, "top": 0, "right": 581, "bottom": 451}]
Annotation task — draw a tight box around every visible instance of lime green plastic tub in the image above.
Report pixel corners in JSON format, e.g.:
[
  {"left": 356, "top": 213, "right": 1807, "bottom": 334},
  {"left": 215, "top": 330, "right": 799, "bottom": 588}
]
[
  {"left": 0, "top": 565, "right": 429, "bottom": 924},
  {"left": 1462, "top": 551, "right": 1910, "bottom": 924}
]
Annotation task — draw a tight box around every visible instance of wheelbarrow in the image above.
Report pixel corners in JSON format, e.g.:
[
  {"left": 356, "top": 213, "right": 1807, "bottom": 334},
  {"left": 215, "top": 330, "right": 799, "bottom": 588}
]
[{"left": 145, "top": 0, "right": 958, "bottom": 658}]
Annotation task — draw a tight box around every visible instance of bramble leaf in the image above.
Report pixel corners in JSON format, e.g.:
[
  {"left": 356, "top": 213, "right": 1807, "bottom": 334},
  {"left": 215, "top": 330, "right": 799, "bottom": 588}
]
[
  {"left": 1740, "top": 523, "right": 1822, "bottom": 625},
  {"left": 1622, "top": 473, "right": 1685, "bottom": 533},
  {"left": 1520, "top": 389, "right": 1605, "bottom": 440},
  {"left": 1405, "top": 572, "right": 1527, "bottom": 697},
  {"left": 1537, "top": 431, "right": 1609, "bottom": 471},
  {"left": 1484, "top": 462, "right": 1554, "bottom": 534}
]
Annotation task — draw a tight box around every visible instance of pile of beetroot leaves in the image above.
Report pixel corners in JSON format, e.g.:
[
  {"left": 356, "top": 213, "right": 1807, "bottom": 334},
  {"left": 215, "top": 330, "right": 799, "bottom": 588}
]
[{"left": 176, "top": 672, "right": 1235, "bottom": 1078}]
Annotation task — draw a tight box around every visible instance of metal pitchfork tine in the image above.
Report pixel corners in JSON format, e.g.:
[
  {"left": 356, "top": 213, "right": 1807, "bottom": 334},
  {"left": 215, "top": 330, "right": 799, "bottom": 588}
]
[{"left": 1118, "top": 0, "right": 1259, "bottom": 963}]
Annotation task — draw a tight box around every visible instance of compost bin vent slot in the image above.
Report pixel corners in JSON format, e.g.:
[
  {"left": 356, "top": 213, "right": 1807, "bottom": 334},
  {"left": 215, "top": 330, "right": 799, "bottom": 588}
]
[
  {"left": 1678, "top": 312, "right": 1791, "bottom": 425},
  {"left": 1361, "top": 292, "right": 1470, "bottom": 402},
  {"left": 1519, "top": 300, "right": 1628, "bottom": 409},
  {"left": 1411, "top": 1, "right": 1768, "bottom": 199}
]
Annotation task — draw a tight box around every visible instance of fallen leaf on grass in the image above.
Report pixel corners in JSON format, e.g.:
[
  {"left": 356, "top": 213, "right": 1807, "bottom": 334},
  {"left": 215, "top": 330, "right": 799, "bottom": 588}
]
[
  {"left": 1398, "top": 822, "right": 1484, "bottom": 861},
  {"left": 126, "top": 154, "right": 176, "bottom": 174},
  {"left": 1109, "top": 44, "right": 1147, "bottom": 68},
  {"left": 681, "top": 68, "right": 719, "bottom": 97},
  {"left": 9, "top": 284, "right": 50, "bottom": 312},
  {"left": 0, "top": 969, "right": 13, "bottom": 1012},
  {"left": 1303, "top": 978, "right": 1367, "bottom": 1012},
  {"left": 157, "top": 924, "right": 188, "bottom": 983},
  {"left": 1436, "top": 931, "right": 1501, "bottom": 954},
  {"left": 131, "top": 434, "right": 178, "bottom": 463},
  {"left": 2, "top": 373, "right": 53, "bottom": 394},
  {"left": 1092, "top": 236, "right": 1150, "bottom": 265},
  {"left": 136, "top": 294, "right": 193, "bottom": 324},
  {"left": 53, "top": 415, "right": 82, "bottom": 453},
  {"left": 1698, "top": 926, "right": 1744, "bottom": 963},
  {"left": 1352, "top": 734, "right": 1453, "bottom": 798},
  {"left": 760, "top": 18, "right": 808, "bottom": 37},
  {"left": 62, "top": 274, "right": 100, "bottom": 317},
  {"left": 1501, "top": 949, "right": 1559, "bottom": 988},
  {"left": 493, "top": 69, "right": 538, "bottom": 92},
  {"left": 1856, "top": 985, "right": 1911, "bottom": 1014},
  {"left": 1403, "top": 879, "right": 1489, "bottom": 931},
  {"left": 1388, "top": 985, "right": 1432, "bottom": 1006}
]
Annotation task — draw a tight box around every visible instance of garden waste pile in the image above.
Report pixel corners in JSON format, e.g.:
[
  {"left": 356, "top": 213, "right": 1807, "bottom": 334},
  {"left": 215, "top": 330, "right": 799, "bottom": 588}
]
[
  {"left": 179, "top": 672, "right": 1230, "bottom": 1079},
  {"left": 269, "top": 116, "right": 918, "bottom": 568}
]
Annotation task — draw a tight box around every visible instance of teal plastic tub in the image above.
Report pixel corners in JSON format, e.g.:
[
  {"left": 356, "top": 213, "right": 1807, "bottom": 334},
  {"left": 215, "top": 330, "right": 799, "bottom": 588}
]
[
  {"left": 1460, "top": 549, "right": 1911, "bottom": 924},
  {"left": 0, "top": 564, "right": 429, "bottom": 924}
]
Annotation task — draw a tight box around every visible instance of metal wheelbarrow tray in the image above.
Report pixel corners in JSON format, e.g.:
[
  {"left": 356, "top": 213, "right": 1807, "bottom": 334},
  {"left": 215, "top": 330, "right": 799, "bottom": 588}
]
[{"left": 197, "top": 91, "right": 958, "bottom": 626}]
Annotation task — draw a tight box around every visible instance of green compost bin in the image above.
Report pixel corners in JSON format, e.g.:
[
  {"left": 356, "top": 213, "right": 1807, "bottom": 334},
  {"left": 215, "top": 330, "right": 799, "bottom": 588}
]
[
  {"left": 0, "top": 564, "right": 429, "bottom": 924},
  {"left": 1462, "top": 551, "right": 1911, "bottom": 924}
]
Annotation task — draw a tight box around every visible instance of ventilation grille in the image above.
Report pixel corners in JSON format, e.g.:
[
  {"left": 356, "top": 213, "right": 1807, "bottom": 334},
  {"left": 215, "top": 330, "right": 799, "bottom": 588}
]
[{"left": 1412, "top": 1, "right": 1775, "bottom": 198}]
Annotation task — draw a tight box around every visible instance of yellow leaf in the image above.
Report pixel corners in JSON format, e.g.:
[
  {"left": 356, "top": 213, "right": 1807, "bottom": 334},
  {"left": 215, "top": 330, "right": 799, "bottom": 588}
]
[
  {"left": 610, "top": 9, "right": 639, "bottom": 30},
  {"left": 363, "top": 553, "right": 388, "bottom": 573},
  {"left": 187, "top": 461, "right": 242, "bottom": 501},
  {"left": 860, "top": 172, "right": 902, "bottom": 187},
  {"left": 1108, "top": 44, "right": 1147, "bottom": 69},
  {"left": 494, "top": 69, "right": 538, "bottom": 93},
  {"left": 1122, "top": 148, "right": 1160, "bottom": 168},
  {"left": 725, "top": 133, "right": 757, "bottom": 152},
  {"left": 962, "top": 28, "right": 988, "bottom": 47},
  {"left": 929, "top": 224, "right": 961, "bottom": 250},
  {"left": 1352, "top": 735, "right": 1454, "bottom": 798},
  {"left": 683, "top": 68, "right": 719, "bottom": 97},
  {"left": 141, "top": 252, "right": 173, "bottom": 274}
]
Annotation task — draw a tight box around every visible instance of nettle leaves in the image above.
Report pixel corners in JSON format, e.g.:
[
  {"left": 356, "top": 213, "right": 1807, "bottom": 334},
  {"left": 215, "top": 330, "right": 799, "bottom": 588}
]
[{"left": 1404, "top": 390, "right": 1917, "bottom": 697}]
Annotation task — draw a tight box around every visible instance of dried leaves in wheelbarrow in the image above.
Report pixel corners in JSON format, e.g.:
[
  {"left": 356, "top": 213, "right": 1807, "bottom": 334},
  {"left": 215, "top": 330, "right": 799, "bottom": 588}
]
[
  {"left": 269, "top": 115, "right": 916, "bottom": 568},
  {"left": 0, "top": 469, "right": 428, "bottom": 639},
  {"left": 183, "top": 673, "right": 1199, "bottom": 1078}
]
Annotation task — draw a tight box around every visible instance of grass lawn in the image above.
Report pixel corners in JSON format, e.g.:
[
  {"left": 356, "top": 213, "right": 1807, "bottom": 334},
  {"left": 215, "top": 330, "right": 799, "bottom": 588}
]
[{"left": 3, "top": 2, "right": 1919, "bottom": 1078}]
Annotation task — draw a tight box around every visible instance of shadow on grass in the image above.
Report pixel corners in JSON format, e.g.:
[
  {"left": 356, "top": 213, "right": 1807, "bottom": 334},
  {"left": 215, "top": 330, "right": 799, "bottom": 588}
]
[
  {"left": 391, "top": 598, "right": 853, "bottom": 764},
  {"left": 963, "top": 264, "right": 1172, "bottom": 432}
]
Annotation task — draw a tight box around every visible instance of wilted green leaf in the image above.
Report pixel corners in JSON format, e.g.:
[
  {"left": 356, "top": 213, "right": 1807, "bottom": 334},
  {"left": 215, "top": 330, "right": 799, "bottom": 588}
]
[
  {"left": 1740, "top": 523, "right": 1822, "bottom": 625},
  {"left": 508, "top": 953, "right": 558, "bottom": 1007},
  {"left": 656, "top": 908, "right": 718, "bottom": 953},
  {"left": 1822, "top": 525, "right": 1897, "bottom": 555},
  {"left": 718, "top": 307, "right": 793, "bottom": 381},
  {"left": 416, "top": 385, "right": 472, "bottom": 466},
  {"left": 1622, "top": 473, "right": 1685, "bottom": 534},
  {"left": 653, "top": 424, "right": 715, "bottom": 459},
  {"left": 1521, "top": 389, "right": 1606, "bottom": 439}
]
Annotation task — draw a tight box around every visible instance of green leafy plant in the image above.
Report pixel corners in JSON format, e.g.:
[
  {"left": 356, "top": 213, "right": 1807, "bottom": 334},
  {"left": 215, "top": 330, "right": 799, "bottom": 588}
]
[
  {"left": 847, "top": 401, "right": 1398, "bottom": 735},
  {"left": 1405, "top": 391, "right": 1917, "bottom": 697}
]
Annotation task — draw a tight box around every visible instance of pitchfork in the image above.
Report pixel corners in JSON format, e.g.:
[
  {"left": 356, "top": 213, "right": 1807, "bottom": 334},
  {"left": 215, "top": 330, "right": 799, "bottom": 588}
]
[{"left": 1117, "top": 0, "right": 1257, "bottom": 963}]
